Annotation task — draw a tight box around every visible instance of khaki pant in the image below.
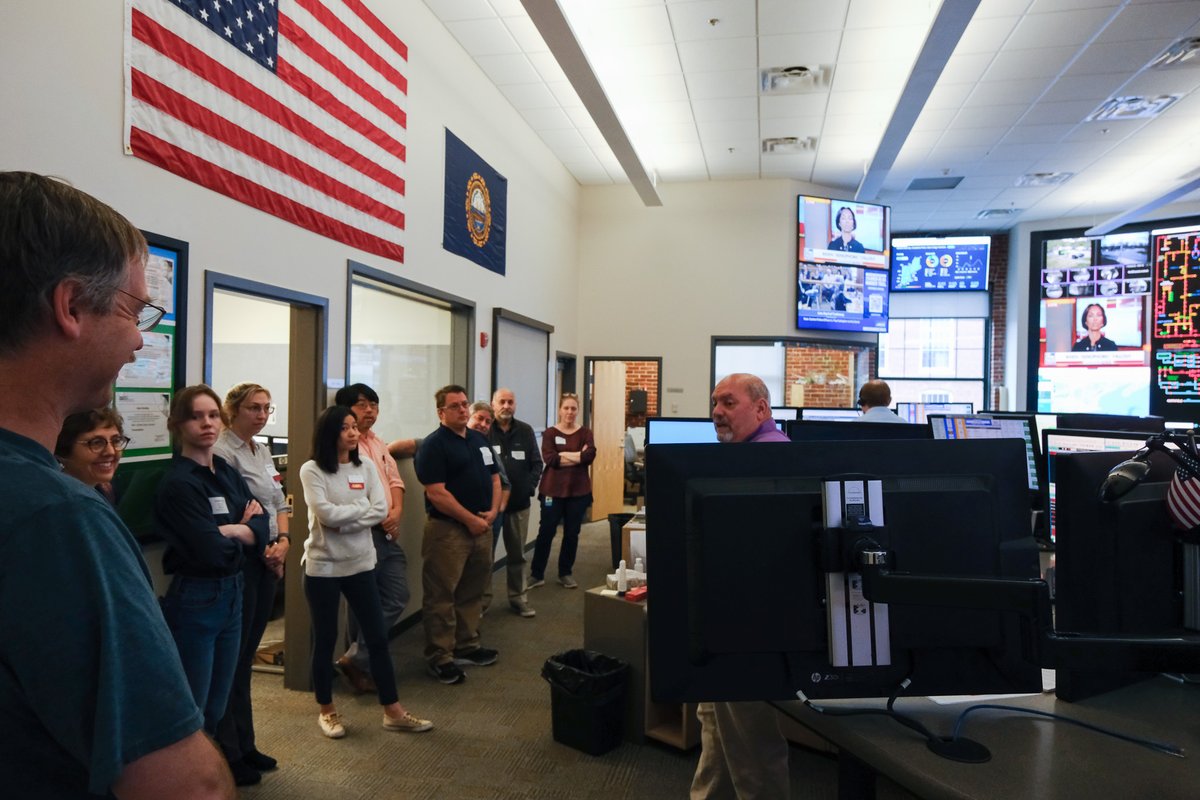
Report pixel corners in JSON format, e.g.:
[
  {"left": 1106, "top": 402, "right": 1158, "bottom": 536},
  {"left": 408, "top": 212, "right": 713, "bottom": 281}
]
[
  {"left": 691, "top": 701, "right": 789, "bottom": 800},
  {"left": 421, "top": 517, "right": 492, "bottom": 665}
]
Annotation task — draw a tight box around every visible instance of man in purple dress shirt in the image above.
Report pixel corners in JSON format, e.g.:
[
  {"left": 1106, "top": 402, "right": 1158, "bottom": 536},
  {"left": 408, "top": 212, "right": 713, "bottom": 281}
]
[{"left": 692, "top": 372, "right": 792, "bottom": 799}]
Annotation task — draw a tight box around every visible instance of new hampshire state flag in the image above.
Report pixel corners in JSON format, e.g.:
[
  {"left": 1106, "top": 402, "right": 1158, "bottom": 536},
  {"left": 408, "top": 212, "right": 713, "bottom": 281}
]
[{"left": 443, "top": 130, "right": 507, "bottom": 275}]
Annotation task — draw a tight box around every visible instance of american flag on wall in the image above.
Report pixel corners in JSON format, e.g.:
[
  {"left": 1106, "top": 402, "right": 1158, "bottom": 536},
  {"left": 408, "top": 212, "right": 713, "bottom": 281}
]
[
  {"left": 124, "top": 0, "right": 407, "bottom": 262},
  {"left": 1167, "top": 444, "right": 1200, "bottom": 532}
]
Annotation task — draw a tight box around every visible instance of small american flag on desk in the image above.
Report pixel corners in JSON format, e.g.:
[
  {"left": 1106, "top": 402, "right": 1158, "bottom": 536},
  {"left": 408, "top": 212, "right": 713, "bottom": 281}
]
[
  {"left": 1166, "top": 443, "right": 1200, "bottom": 532},
  {"left": 124, "top": 0, "right": 408, "bottom": 262}
]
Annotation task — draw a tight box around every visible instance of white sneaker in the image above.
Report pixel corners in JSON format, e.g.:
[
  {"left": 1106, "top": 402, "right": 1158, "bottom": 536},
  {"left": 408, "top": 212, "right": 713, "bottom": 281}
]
[{"left": 318, "top": 711, "right": 346, "bottom": 739}]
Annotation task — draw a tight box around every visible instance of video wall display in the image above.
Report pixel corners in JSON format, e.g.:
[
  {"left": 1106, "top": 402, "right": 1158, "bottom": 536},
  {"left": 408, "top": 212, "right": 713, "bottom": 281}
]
[
  {"left": 796, "top": 194, "right": 891, "bottom": 334},
  {"left": 1030, "top": 220, "right": 1200, "bottom": 420},
  {"left": 891, "top": 235, "right": 991, "bottom": 291}
]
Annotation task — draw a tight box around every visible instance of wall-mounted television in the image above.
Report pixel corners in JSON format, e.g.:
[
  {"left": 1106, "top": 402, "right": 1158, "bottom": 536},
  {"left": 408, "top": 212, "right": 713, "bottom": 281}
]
[
  {"left": 891, "top": 235, "right": 991, "bottom": 291},
  {"left": 796, "top": 263, "right": 890, "bottom": 333},
  {"left": 797, "top": 195, "right": 891, "bottom": 270}
]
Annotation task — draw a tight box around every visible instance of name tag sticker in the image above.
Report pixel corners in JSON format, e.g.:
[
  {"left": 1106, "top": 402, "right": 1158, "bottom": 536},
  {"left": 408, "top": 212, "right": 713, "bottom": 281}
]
[
  {"left": 208, "top": 496, "right": 229, "bottom": 515},
  {"left": 513, "top": 450, "right": 526, "bottom": 460},
  {"left": 348, "top": 474, "right": 365, "bottom": 490},
  {"left": 480, "top": 446, "right": 495, "bottom": 466},
  {"left": 267, "top": 463, "right": 282, "bottom": 482},
  {"left": 555, "top": 436, "right": 567, "bottom": 445}
]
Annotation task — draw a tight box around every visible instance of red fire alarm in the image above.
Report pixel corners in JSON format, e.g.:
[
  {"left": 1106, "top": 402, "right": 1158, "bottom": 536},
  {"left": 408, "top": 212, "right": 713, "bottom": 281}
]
[{"left": 480, "top": 332, "right": 489, "bottom": 348}]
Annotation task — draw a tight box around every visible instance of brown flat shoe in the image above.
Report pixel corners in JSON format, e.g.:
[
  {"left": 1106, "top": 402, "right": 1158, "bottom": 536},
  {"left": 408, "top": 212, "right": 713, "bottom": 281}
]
[{"left": 335, "top": 656, "right": 377, "bottom": 694}]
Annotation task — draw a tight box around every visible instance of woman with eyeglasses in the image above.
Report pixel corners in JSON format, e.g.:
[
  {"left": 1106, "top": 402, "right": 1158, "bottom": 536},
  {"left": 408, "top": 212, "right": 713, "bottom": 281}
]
[
  {"left": 155, "top": 385, "right": 270, "bottom": 739},
  {"left": 54, "top": 408, "right": 129, "bottom": 503},
  {"left": 529, "top": 393, "right": 595, "bottom": 590},
  {"left": 210, "top": 383, "right": 289, "bottom": 785},
  {"left": 300, "top": 406, "right": 432, "bottom": 739}
]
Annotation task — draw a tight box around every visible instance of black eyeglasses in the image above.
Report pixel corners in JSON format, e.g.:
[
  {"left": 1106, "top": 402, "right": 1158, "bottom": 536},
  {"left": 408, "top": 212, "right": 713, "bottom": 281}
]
[
  {"left": 78, "top": 435, "right": 132, "bottom": 453},
  {"left": 440, "top": 401, "right": 471, "bottom": 411},
  {"left": 118, "top": 289, "right": 167, "bottom": 331}
]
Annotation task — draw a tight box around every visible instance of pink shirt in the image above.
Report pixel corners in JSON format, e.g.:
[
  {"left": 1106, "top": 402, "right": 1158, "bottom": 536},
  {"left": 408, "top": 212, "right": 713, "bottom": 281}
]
[{"left": 358, "top": 428, "right": 404, "bottom": 513}]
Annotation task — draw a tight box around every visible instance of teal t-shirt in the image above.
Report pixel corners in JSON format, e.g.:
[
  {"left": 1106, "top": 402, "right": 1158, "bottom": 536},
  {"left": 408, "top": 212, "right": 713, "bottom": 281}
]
[{"left": 0, "top": 428, "right": 204, "bottom": 797}]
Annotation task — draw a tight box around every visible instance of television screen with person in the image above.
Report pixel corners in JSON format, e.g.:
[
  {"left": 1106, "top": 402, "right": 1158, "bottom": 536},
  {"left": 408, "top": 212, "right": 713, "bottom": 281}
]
[
  {"left": 645, "top": 438, "right": 1041, "bottom": 702},
  {"left": 796, "top": 262, "right": 890, "bottom": 334},
  {"left": 796, "top": 194, "right": 891, "bottom": 271},
  {"left": 891, "top": 235, "right": 991, "bottom": 291}
]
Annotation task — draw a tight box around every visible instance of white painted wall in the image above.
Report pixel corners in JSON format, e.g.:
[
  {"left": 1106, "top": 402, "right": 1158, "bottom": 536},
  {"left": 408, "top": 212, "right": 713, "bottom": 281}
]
[
  {"left": 0, "top": 0, "right": 581, "bottom": 393},
  {"left": 577, "top": 180, "right": 882, "bottom": 417}
]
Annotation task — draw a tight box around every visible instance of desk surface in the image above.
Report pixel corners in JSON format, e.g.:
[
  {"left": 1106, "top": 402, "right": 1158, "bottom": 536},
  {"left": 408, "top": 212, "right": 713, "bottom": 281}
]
[{"left": 778, "top": 677, "right": 1200, "bottom": 800}]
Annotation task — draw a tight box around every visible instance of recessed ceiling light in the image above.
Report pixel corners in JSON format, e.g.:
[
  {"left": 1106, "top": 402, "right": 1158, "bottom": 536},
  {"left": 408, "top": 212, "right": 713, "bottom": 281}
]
[
  {"left": 1149, "top": 38, "right": 1200, "bottom": 71},
  {"left": 976, "top": 208, "right": 1023, "bottom": 219},
  {"left": 1085, "top": 95, "right": 1181, "bottom": 121},
  {"left": 760, "top": 66, "right": 832, "bottom": 95},
  {"left": 1016, "top": 172, "right": 1074, "bottom": 187},
  {"left": 762, "top": 136, "right": 817, "bottom": 154}
]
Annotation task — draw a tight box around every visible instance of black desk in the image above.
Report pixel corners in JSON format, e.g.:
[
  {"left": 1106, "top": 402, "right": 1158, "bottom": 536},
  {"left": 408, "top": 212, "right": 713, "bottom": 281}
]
[{"left": 777, "top": 677, "right": 1200, "bottom": 799}]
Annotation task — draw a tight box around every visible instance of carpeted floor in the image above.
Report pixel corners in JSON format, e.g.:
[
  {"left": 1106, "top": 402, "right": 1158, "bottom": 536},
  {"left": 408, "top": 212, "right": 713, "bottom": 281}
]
[{"left": 240, "top": 519, "right": 913, "bottom": 799}]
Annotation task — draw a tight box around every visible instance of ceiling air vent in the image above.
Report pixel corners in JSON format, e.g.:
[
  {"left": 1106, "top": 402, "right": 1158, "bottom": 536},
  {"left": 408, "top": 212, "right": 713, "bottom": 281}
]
[
  {"left": 1085, "top": 95, "right": 1181, "bottom": 121},
  {"left": 1149, "top": 38, "right": 1200, "bottom": 71},
  {"left": 1015, "top": 172, "right": 1073, "bottom": 187},
  {"left": 760, "top": 65, "right": 832, "bottom": 95},
  {"left": 762, "top": 136, "right": 817, "bottom": 154},
  {"left": 976, "top": 208, "right": 1023, "bottom": 220},
  {"left": 907, "top": 176, "right": 963, "bottom": 191}
]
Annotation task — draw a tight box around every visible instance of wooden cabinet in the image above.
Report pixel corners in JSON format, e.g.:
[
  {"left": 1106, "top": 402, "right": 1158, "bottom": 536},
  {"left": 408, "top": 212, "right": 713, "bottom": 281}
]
[{"left": 582, "top": 588, "right": 699, "bottom": 750}]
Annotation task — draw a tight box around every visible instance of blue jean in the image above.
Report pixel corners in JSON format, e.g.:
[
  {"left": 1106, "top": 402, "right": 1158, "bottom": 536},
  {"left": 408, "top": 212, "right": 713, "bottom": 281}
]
[
  {"left": 345, "top": 526, "right": 409, "bottom": 672},
  {"left": 305, "top": 569, "right": 398, "bottom": 706},
  {"left": 161, "top": 573, "right": 244, "bottom": 735},
  {"left": 531, "top": 495, "right": 591, "bottom": 580}
]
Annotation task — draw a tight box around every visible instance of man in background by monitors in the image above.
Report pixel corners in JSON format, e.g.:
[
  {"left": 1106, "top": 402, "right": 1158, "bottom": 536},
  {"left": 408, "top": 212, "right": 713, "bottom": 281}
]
[
  {"left": 857, "top": 380, "right": 905, "bottom": 423},
  {"left": 693, "top": 372, "right": 792, "bottom": 799}
]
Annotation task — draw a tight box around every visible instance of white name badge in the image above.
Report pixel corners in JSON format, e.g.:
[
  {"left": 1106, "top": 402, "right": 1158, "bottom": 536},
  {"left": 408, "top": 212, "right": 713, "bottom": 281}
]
[
  {"left": 555, "top": 436, "right": 567, "bottom": 445},
  {"left": 209, "top": 496, "right": 229, "bottom": 515},
  {"left": 480, "top": 446, "right": 495, "bottom": 466},
  {"left": 267, "top": 463, "right": 282, "bottom": 482},
  {"left": 512, "top": 450, "right": 526, "bottom": 460},
  {"left": 348, "top": 474, "right": 365, "bottom": 490}
]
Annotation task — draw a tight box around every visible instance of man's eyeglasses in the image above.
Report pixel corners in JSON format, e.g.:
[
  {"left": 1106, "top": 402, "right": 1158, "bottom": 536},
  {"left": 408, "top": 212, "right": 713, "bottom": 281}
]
[
  {"left": 118, "top": 289, "right": 167, "bottom": 331},
  {"left": 440, "top": 401, "right": 471, "bottom": 411},
  {"left": 78, "top": 435, "right": 132, "bottom": 453}
]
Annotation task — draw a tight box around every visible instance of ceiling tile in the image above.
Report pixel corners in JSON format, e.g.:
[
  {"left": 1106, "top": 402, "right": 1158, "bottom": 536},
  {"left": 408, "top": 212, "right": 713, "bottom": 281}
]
[
  {"left": 667, "top": 0, "right": 757, "bottom": 40},
  {"left": 538, "top": 128, "right": 589, "bottom": 149},
  {"left": 756, "top": 0, "right": 850, "bottom": 35},
  {"left": 846, "top": 0, "right": 936, "bottom": 31},
  {"left": 1023, "top": 98, "right": 1103, "bottom": 124},
  {"left": 692, "top": 95, "right": 759, "bottom": 122},
  {"left": 444, "top": 18, "right": 522, "bottom": 56},
  {"left": 999, "top": 123, "right": 1075, "bottom": 144},
  {"left": 1006, "top": 8, "right": 1121, "bottom": 49},
  {"left": 961, "top": 78, "right": 1052, "bottom": 107},
  {"left": 684, "top": 68, "right": 758, "bottom": 99},
  {"left": 941, "top": 52, "right": 998, "bottom": 85},
  {"left": 520, "top": 106, "right": 576, "bottom": 130},
  {"left": 837, "top": 26, "right": 927, "bottom": 63},
  {"left": 760, "top": 116, "right": 825, "bottom": 138},
  {"left": 1039, "top": 72, "right": 1129, "bottom": 104},
  {"left": 982, "top": 46, "right": 1079, "bottom": 81},
  {"left": 1095, "top": 3, "right": 1200, "bottom": 44},
  {"left": 501, "top": 15, "right": 549, "bottom": 52},
  {"left": 423, "top": 0, "right": 496, "bottom": 23},
  {"left": 473, "top": 53, "right": 541, "bottom": 84},
  {"left": 761, "top": 152, "right": 818, "bottom": 178},
  {"left": 832, "top": 60, "right": 907, "bottom": 93},
  {"left": 759, "top": 93, "right": 830, "bottom": 120},
  {"left": 546, "top": 81, "right": 584, "bottom": 108},
  {"left": 571, "top": 4, "right": 675, "bottom": 48},
  {"left": 499, "top": 81, "right": 561, "bottom": 109},
  {"left": 697, "top": 117, "right": 760, "bottom": 142},
  {"left": 527, "top": 52, "right": 569, "bottom": 84},
  {"left": 488, "top": 0, "right": 526, "bottom": 16},
  {"left": 758, "top": 33, "right": 841, "bottom": 68},
  {"left": 677, "top": 37, "right": 758, "bottom": 73},
  {"left": 953, "top": 15, "right": 1021, "bottom": 55},
  {"left": 597, "top": 43, "right": 683, "bottom": 77}
]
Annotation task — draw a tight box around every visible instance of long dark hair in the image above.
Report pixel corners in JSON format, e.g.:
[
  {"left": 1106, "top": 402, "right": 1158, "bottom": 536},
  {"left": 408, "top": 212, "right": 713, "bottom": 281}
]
[{"left": 312, "top": 405, "right": 359, "bottom": 474}]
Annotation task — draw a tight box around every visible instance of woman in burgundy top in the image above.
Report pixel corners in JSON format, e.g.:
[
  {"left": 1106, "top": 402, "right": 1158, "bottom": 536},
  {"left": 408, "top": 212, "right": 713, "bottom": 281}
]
[{"left": 529, "top": 393, "right": 596, "bottom": 589}]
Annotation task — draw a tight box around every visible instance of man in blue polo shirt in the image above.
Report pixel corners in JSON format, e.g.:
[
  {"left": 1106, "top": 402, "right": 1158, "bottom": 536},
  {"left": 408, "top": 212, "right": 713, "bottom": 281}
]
[
  {"left": 0, "top": 172, "right": 233, "bottom": 798},
  {"left": 415, "top": 384, "right": 502, "bottom": 685}
]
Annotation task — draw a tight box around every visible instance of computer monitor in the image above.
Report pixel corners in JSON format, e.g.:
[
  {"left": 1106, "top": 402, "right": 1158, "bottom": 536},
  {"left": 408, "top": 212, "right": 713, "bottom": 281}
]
[
  {"left": 770, "top": 406, "right": 799, "bottom": 422},
  {"left": 1053, "top": 450, "right": 1182, "bottom": 700},
  {"left": 644, "top": 417, "right": 719, "bottom": 445},
  {"left": 1041, "top": 428, "right": 1149, "bottom": 543},
  {"left": 1056, "top": 413, "right": 1164, "bottom": 433},
  {"left": 646, "top": 438, "right": 1041, "bottom": 702},
  {"left": 799, "top": 407, "right": 860, "bottom": 422},
  {"left": 929, "top": 413, "right": 1041, "bottom": 493},
  {"left": 786, "top": 419, "right": 931, "bottom": 442},
  {"left": 895, "top": 401, "right": 974, "bottom": 425}
]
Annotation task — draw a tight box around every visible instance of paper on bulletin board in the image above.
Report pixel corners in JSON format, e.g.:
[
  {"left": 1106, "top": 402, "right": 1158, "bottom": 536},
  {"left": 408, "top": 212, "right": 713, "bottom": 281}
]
[
  {"left": 117, "top": 331, "right": 173, "bottom": 389},
  {"left": 116, "top": 391, "right": 171, "bottom": 452},
  {"left": 145, "top": 250, "right": 176, "bottom": 316}
]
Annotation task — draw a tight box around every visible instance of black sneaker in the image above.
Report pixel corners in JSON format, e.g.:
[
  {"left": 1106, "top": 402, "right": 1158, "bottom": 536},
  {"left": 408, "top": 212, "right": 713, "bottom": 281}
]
[
  {"left": 242, "top": 749, "right": 277, "bottom": 771},
  {"left": 427, "top": 660, "right": 466, "bottom": 684},
  {"left": 229, "top": 759, "right": 262, "bottom": 787},
  {"left": 453, "top": 647, "right": 499, "bottom": 667}
]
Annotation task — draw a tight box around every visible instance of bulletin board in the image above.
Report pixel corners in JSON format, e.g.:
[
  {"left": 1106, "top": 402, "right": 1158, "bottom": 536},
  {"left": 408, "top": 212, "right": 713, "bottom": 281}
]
[{"left": 112, "top": 230, "right": 188, "bottom": 540}]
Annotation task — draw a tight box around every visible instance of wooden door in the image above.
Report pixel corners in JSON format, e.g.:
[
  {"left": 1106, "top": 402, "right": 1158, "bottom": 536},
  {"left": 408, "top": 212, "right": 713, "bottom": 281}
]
[{"left": 590, "top": 360, "right": 626, "bottom": 521}]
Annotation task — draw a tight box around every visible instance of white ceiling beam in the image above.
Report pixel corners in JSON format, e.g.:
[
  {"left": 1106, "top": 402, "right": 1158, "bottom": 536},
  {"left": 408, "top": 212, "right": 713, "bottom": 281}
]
[
  {"left": 1084, "top": 175, "right": 1200, "bottom": 237},
  {"left": 855, "top": 0, "right": 980, "bottom": 203},
  {"left": 520, "top": 0, "right": 663, "bottom": 206}
]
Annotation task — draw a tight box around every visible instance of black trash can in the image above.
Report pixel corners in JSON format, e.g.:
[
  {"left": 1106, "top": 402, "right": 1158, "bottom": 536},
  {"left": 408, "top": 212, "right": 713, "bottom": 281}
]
[
  {"left": 607, "top": 513, "right": 635, "bottom": 570},
  {"left": 542, "top": 649, "right": 628, "bottom": 756}
]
